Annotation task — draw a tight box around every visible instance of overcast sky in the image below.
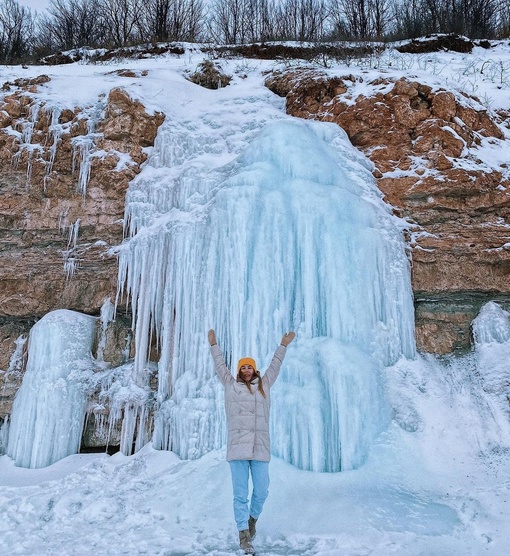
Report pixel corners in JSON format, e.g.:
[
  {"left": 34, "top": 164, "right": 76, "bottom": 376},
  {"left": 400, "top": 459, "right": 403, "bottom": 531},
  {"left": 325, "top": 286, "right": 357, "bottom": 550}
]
[{"left": 18, "top": 0, "right": 50, "bottom": 12}]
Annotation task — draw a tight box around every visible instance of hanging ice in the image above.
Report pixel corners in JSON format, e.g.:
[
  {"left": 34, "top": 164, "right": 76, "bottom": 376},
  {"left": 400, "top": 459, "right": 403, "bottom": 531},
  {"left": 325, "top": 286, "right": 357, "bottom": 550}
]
[
  {"left": 119, "top": 118, "right": 416, "bottom": 471},
  {"left": 472, "top": 301, "right": 510, "bottom": 419},
  {"left": 472, "top": 301, "right": 510, "bottom": 345},
  {"left": 6, "top": 310, "right": 96, "bottom": 468}
]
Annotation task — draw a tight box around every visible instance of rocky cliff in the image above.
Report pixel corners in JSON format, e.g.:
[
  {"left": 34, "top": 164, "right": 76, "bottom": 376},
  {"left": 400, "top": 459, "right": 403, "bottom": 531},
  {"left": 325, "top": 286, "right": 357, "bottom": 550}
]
[
  {"left": 265, "top": 70, "right": 510, "bottom": 353},
  {"left": 1, "top": 58, "right": 509, "bottom": 450},
  {"left": 0, "top": 74, "right": 164, "bottom": 426}
]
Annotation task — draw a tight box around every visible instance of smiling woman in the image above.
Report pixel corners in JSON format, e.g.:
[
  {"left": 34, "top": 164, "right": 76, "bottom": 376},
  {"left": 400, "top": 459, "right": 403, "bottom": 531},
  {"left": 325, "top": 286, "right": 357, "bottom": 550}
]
[{"left": 208, "top": 329, "right": 296, "bottom": 554}]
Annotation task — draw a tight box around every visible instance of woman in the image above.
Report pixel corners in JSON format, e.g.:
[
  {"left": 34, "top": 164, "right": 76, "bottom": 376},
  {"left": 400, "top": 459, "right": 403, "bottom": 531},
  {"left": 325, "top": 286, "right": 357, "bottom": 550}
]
[{"left": 208, "top": 328, "right": 296, "bottom": 555}]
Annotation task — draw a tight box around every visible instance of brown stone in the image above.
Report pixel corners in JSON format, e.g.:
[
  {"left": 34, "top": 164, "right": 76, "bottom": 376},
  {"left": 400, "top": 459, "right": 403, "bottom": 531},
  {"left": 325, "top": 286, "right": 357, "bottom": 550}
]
[
  {"left": 102, "top": 87, "right": 165, "bottom": 148},
  {"left": 432, "top": 91, "right": 457, "bottom": 121},
  {"left": 0, "top": 320, "right": 30, "bottom": 418},
  {"left": 266, "top": 70, "right": 510, "bottom": 353},
  {"left": 0, "top": 86, "right": 165, "bottom": 417},
  {"left": 413, "top": 120, "right": 465, "bottom": 158}
]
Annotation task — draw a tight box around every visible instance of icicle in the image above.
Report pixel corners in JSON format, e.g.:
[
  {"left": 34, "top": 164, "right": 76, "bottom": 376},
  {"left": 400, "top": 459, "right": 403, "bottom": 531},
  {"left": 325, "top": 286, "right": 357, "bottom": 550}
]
[
  {"left": 58, "top": 208, "right": 70, "bottom": 234},
  {"left": 96, "top": 298, "right": 115, "bottom": 362},
  {"left": 72, "top": 135, "right": 94, "bottom": 196},
  {"left": 68, "top": 218, "right": 81, "bottom": 248},
  {"left": 472, "top": 301, "right": 510, "bottom": 345},
  {"left": 71, "top": 102, "right": 105, "bottom": 197},
  {"left": 43, "top": 106, "right": 64, "bottom": 190},
  {"left": 61, "top": 219, "right": 81, "bottom": 279},
  {"left": 0, "top": 417, "right": 9, "bottom": 454},
  {"left": 84, "top": 361, "right": 155, "bottom": 456},
  {"left": 21, "top": 103, "right": 40, "bottom": 144},
  {"left": 11, "top": 102, "right": 42, "bottom": 188},
  {"left": 472, "top": 302, "right": 510, "bottom": 422},
  {"left": 119, "top": 118, "right": 415, "bottom": 470},
  {"left": 7, "top": 334, "right": 27, "bottom": 374},
  {"left": 63, "top": 257, "right": 78, "bottom": 278}
]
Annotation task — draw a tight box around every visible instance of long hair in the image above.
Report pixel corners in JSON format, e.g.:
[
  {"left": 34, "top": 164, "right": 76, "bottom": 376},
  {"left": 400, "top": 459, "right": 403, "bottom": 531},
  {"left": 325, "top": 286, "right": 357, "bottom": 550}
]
[{"left": 238, "top": 369, "right": 266, "bottom": 398}]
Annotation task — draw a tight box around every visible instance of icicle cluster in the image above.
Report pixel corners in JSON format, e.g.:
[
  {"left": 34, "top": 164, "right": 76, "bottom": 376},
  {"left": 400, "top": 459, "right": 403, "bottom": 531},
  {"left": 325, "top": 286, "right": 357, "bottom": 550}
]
[
  {"left": 61, "top": 218, "right": 81, "bottom": 278},
  {"left": 11, "top": 103, "right": 43, "bottom": 187},
  {"left": 44, "top": 106, "right": 64, "bottom": 189},
  {"left": 7, "top": 98, "right": 104, "bottom": 197},
  {"left": 118, "top": 118, "right": 416, "bottom": 471},
  {"left": 6, "top": 310, "right": 97, "bottom": 468},
  {"left": 472, "top": 301, "right": 510, "bottom": 420}
]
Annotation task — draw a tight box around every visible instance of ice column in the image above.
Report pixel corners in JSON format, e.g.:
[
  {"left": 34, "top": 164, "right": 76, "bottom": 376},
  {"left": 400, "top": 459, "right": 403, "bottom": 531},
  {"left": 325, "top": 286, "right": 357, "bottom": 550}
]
[
  {"left": 472, "top": 301, "right": 510, "bottom": 421},
  {"left": 472, "top": 301, "right": 510, "bottom": 345},
  {"left": 62, "top": 218, "right": 81, "bottom": 278},
  {"left": 120, "top": 119, "right": 415, "bottom": 471},
  {"left": 6, "top": 310, "right": 97, "bottom": 468}
]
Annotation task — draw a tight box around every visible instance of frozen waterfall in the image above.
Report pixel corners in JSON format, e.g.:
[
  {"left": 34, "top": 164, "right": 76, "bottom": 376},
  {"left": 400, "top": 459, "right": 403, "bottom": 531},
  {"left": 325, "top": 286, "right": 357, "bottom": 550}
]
[
  {"left": 6, "top": 310, "right": 96, "bottom": 468},
  {"left": 119, "top": 118, "right": 416, "bottom": 472}
]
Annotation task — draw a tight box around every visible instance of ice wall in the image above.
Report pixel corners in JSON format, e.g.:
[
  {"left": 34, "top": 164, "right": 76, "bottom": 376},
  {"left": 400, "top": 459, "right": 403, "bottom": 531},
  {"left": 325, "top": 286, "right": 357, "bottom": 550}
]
[
  {"left": 472, "top": 301, "right": 510, "bottom": 345},
  {"left": 119, "top": 119, "right": 415, "bottom": 471},
  {"left": 472, "top": 301, "right": 510, "bottom": 420},
  {"left": 6, "top": 310, "right": 96, "bottom": 468}
]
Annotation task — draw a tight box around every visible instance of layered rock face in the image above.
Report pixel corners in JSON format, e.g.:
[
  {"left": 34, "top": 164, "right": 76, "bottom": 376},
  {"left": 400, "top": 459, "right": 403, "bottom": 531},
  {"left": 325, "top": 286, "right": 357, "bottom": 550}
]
[
  {"left": 266, "top": 70, "right": 510, "bottom": 353},
  {"left": 0, "top": 75, "right": 164, "bottom": 422},
  {"left": 2, "top": 65, "right": 509, "bottom": 448}
]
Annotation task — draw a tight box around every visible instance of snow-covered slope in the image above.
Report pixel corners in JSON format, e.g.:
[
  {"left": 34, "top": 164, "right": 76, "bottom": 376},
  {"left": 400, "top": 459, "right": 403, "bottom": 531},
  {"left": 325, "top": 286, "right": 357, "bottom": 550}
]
[
  {"left": 1, "top": 43, "right": 510, "bottom": 555},
  {"left": 1, "top": 338, "right": 510, "bottom": 555}
]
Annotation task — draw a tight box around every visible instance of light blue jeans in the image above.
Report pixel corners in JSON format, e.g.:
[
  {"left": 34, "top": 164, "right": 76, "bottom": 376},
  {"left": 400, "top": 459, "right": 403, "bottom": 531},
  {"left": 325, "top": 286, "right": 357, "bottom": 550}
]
[{"left": 229, "top": 460, "right": 270, "bottom": 531}]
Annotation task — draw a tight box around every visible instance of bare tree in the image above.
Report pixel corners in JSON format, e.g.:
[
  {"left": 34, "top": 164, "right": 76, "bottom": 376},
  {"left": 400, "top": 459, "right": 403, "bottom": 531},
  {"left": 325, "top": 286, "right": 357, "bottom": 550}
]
[
  {"left": 98, "top": 0, "right": 143, "bottom": 46},
  {"left": 0, "top": 0, "right": 34, "bottom": 63},
  {"left": 387, "top": 0, "right": 429, "bottom": 39},
  {"left": 139, "top": 0, "right": 204, "bottom": 42},
  {"left": 170, "top": 0, "right": 205, "bottom": 41},
  {"left": 416, "top": 0, "right": 496, "bottom": 37},
  {"left": 371, "top": 0, "right": 390, "bottom": 39},
  {"left": 258, "top": 0, "right": 279, "bottom": 41},
  {"left": 36, "top": 0, "right": 104, "bottom": 52},
  {"left": 207, "top": 0, "right": 247, "bottom": 43},
  {"left": 330, "top": 0, "right": 391, "bottom": 40},
  {"left": 334, "top": 0, "right": 372, "bottom": 38},
  {"left": 497, "top": 0, "right": 510, "bottom": 36},
  {"left": 274, "top": 0, "right": 329, "bottom": 41},
  {"left": 142, "top": 0, "right": 172, "bottom": 41},
  {"left": 462, "top": 0, "right": 498, "bottom": 37}
]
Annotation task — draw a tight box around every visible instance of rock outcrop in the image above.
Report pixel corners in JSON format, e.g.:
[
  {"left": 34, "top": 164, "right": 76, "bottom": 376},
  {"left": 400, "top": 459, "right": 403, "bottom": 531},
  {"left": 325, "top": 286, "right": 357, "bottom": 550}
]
[
  {"left": 2, "top": 62, "right": 510, "bottom": 450},
  {"left": 0, "top": 75, "right": 164, "bottom": 423},
  {"left": 266, "top": 70, "right": 510, "bottom": 353}
]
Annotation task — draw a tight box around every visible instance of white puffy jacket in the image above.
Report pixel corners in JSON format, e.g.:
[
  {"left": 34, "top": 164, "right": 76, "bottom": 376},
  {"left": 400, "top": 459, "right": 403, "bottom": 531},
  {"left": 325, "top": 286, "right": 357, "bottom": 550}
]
[{"left": 210, "top": 343, "right": 287, "bottom": 461}]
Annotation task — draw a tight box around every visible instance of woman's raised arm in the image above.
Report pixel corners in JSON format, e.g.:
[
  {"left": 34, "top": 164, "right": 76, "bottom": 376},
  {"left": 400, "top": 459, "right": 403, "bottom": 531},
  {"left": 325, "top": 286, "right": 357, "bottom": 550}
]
[
  {"left": 208, "top": 329, "right": 233, "bottom": 385},
  {"left": 263, "top": 331, "right": 295, "bottom": 388}
]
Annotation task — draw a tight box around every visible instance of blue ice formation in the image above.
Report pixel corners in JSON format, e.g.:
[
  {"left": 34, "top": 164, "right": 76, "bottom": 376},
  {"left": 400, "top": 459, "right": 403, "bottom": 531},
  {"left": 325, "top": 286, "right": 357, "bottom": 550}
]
[
  {"left": 4, "top": 118, "right": 416, "bottom": 471},
  {"left": 6, "top": 310, "right": 96, "bottom": 468},
  {"left": 120, "top": 119, "right": 416, "bottom": 472}
]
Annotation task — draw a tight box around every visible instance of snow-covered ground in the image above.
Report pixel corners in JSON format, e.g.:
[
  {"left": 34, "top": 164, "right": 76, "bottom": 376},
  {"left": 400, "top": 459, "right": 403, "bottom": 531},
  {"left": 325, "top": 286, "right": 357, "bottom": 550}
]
[
  {"left": 1, "top": 42, "right": 510, "bottom": 555},
  {"left": 2, "top": 343, "right": 510, "bottom": 555}
]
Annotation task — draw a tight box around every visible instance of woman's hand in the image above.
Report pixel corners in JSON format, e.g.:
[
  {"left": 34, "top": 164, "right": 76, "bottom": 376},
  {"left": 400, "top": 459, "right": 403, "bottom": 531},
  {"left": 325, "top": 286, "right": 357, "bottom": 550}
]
[
  {"left": 280, "top": 331, "right": 296, "bottom": 347},
  {"left": 208, "top": 329, "right": 217, "bottom": 346}
]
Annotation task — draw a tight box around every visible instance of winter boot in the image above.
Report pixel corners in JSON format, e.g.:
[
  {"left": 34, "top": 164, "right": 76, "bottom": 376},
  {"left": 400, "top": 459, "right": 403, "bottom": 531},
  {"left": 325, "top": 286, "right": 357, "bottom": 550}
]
[
  {"left": 248, "top": 516, "right": 257, "bottom": 539},
  {"left": 239, "top": 529, "right": 255, "bottom": 555}
]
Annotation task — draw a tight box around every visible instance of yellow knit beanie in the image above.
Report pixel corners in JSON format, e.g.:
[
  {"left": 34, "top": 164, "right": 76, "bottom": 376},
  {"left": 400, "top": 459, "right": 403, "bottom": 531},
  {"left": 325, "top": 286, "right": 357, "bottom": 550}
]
[{"left": 237, "top": 357, "right": 257, "bottom": 373}]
